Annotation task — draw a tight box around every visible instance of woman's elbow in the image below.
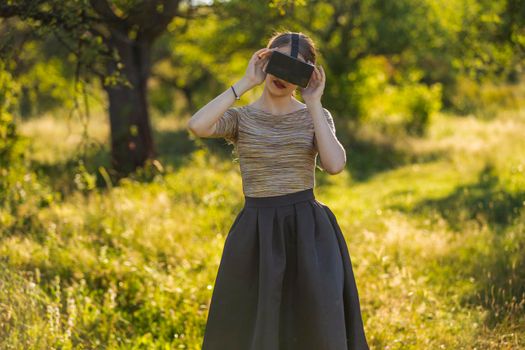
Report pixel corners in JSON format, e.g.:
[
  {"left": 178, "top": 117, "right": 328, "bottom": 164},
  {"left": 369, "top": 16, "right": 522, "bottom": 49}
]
[
  {"left": 325, "top": 157, "right": 346, "bottom": 174},
  {"left": 187, "top": 118, "right": 212, "bottom": 138},
  {"left": 325, "top": 163, "right": 346, "bottom": 174},
  {"left": 187, "top": 117, "right": 197, "bottom": 133}
]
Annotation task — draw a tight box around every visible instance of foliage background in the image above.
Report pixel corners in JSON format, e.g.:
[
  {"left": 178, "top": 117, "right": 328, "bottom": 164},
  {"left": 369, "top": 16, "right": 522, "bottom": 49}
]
[{"left": 1, "top": 0, "right": 524, "bottom": 348}]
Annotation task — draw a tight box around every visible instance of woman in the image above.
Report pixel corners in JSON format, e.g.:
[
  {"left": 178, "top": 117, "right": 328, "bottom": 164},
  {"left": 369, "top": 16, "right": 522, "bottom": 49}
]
[{"left": 188, "top": 31, "right": 370, "bottom": 350}]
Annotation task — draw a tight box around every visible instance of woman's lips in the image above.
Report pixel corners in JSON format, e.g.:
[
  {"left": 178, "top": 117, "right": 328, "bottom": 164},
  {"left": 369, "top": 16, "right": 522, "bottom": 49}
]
[{"left": 273, "top": 80, "right": 286, "bottom": 89}]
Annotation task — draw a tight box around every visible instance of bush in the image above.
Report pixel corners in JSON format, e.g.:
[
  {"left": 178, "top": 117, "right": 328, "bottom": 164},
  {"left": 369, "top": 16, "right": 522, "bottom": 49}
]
[
  {"left": 0, "top": 60, "right": 58, "bottom": 237},
  {"left": 355, "top": 57, "right": 442, "bottom": 137},
  {"left": 399, "top": 82, "right": 442, "bottom": 136},
  {"left": 449, "top": 76, "right": 525, "bottom": 118},
  {"left": 18, "top": 58, "right": 76, "bottom": 119}
]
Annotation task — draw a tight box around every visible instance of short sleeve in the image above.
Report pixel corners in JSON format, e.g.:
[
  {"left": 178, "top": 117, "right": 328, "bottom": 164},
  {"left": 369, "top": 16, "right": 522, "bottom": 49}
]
[
  {"left": 210, "top": 107, "right": 240, "bottom": 144},
  {"left": 313, "top": 108, "right": 336, "bottom": 153}
]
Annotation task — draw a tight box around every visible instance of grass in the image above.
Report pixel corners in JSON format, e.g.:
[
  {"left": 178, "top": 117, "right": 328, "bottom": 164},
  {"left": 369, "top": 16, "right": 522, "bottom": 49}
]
[{"left": 1, "top": 103, "right": 524, "bottom": 349}]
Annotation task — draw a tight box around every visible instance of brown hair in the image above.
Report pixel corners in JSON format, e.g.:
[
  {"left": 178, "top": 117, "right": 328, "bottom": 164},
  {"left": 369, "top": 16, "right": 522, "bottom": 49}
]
[{"left": 266, "top": 30, "right": 317, "bottom": 97}]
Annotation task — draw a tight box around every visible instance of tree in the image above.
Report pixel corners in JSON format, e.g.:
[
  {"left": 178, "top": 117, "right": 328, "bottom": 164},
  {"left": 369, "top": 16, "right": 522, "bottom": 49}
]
[{"left": 0, "top": 0, "right": 203, "bottom": 178}]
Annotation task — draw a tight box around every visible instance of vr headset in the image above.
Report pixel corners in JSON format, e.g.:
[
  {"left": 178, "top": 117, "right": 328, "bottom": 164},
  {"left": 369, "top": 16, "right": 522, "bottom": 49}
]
[{"left": 263, "top": 33, "right": 315, "bottom": 88}]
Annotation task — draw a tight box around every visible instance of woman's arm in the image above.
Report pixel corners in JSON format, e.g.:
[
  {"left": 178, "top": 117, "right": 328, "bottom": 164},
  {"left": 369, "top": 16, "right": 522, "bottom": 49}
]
[
  {"left": 187, "top": 47, "right": 276, "bottom": 138},
  {"left": 301, "top": 63, "right": 346, "bottom": 174},
  {"left": 187, "top": 77, "right": 252, "bottom": 138},
  {"left": 309, "top": 101, "right": 346, "bottom": 174}
]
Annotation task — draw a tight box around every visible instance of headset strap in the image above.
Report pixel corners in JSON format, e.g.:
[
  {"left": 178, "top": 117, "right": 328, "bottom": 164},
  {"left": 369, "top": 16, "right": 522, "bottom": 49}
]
[{"left": 291, "top": 33, "right": 299, "bottom": 58}]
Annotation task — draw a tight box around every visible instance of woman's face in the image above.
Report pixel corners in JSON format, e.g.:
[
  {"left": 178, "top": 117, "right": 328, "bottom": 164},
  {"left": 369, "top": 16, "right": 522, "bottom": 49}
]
[{"left": 263, "top": 45, "right": 311, "bottom": 95}]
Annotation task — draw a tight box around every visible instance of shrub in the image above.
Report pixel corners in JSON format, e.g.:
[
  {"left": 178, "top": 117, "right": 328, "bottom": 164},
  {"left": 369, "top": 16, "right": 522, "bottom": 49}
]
[
  {"left": 449, "top": 76, "right": 525, "bottom": 118},
  {"left": 0, "top": 60, "right": 58, "bottom": 237},
  {"left": 400, "top": 82, "right": 443, "bottom": 136}
]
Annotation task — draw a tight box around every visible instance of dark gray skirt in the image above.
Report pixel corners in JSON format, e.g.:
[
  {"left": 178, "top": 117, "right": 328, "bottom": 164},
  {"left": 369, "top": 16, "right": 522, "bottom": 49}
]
[{"left": 201, "top": 188, "right": 370, "bottom": 350}]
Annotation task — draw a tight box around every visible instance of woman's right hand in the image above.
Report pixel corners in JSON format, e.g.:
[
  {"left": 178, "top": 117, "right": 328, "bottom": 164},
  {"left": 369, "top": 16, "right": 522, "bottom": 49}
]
[{"left": 243, "top": 48, "right": 277, "bottom": 88}]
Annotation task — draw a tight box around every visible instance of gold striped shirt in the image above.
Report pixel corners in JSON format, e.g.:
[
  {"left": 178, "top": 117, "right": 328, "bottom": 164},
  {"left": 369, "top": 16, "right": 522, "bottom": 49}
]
[{"left": 210, "top": 104, "right": 336, "bottom": 197}]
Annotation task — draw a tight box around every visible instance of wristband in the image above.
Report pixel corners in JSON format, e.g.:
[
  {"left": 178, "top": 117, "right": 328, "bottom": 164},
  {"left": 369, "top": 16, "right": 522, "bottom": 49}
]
[{"left": 231, "top": 85, "right": 240, "bottom": 100}]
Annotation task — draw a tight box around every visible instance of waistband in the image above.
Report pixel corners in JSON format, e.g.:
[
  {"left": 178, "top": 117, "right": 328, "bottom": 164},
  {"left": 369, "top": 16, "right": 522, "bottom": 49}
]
[{"left": 244, "top": 188, "right": 315, "bottom": 208}]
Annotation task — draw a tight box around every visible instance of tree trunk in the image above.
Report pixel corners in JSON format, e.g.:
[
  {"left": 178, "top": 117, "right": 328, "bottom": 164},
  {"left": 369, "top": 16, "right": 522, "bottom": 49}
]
[{"left": 103, "top": 33, "right": 156, "bottom": 178}]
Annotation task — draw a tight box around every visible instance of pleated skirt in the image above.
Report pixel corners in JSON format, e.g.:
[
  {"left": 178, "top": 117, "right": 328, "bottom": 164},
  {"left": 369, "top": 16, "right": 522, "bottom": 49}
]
[{"left": 201, "top": 188, "right": 369, "bottom": 350}]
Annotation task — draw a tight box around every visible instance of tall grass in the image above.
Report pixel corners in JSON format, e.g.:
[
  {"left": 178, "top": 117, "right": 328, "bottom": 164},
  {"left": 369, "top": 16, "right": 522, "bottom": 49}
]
[{"left": 1, "top": 103, "right": 524, "bottom": 348}]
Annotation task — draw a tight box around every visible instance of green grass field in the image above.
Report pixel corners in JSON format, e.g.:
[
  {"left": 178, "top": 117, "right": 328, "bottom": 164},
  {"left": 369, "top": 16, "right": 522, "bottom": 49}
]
[{"left": 1, "top": 104, "right": 524, "bottom": 349}]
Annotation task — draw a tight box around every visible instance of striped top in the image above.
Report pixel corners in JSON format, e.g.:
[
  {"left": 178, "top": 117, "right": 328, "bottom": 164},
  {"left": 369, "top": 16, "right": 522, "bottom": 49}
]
[{"left": 210, "top": 104, "right": 336, "bottom": 197}]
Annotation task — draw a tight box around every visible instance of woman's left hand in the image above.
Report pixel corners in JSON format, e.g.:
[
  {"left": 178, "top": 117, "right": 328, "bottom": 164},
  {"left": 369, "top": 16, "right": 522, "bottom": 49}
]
[{"left": 300, "top": 63, "right": 325, "bottom": 105}]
